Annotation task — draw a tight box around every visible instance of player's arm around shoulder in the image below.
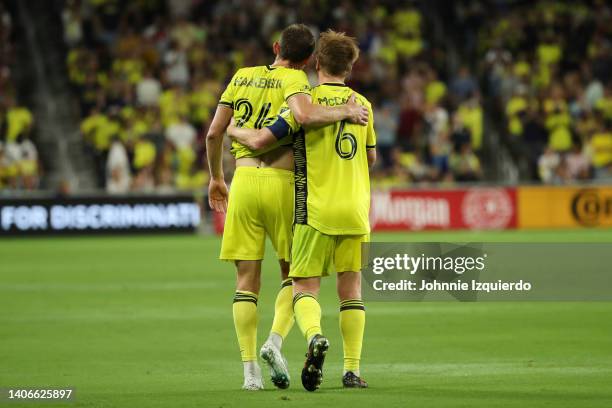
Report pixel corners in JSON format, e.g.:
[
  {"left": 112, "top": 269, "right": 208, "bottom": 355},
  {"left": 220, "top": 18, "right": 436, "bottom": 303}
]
[{"left": 287, "top": 92, "right": 369, "bottom": 127}]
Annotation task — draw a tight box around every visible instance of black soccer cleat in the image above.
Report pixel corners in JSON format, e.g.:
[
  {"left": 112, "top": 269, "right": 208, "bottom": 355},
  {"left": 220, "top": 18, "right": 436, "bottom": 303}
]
[
  {"left": 342, "top": 371, "right": 368, "bottom": 388},
  {"left": 301, "top": 334, "right": 329, "bottom": 392}
]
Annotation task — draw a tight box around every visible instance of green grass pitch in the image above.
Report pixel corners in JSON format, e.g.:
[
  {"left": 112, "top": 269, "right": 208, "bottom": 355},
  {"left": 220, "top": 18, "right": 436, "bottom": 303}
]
[{"left": 1, "top": 229, "right": 612, "bottom": 407}]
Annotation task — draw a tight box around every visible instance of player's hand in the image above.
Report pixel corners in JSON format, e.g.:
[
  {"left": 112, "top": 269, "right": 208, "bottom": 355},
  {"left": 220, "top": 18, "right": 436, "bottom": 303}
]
[
  {"left": 208, "top": 178, "right": 228, "bottom": 213},
  {"left": 345, "top": 93, "right": 369, "bottom": 126}
]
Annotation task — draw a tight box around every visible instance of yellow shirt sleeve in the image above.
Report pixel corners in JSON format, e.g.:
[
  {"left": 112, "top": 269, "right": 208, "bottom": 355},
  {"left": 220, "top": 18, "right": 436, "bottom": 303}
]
[
  {"left": 218, "top": 70, "right": 241, "bottom": 108},
  {"left": 283, "top": 70, "right": 311, "bottom": 101},
  {"left": 279, "top": 106, "right": 300, "bottom": 133}
]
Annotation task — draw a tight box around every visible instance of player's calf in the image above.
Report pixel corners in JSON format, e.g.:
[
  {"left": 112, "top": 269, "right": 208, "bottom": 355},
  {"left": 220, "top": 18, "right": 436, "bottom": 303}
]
[{"left": 338, "top": 273, "right": 366, "bottom": 390}]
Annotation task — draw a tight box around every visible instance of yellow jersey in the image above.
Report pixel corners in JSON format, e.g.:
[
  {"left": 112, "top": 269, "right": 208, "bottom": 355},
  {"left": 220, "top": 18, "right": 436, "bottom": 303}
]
[
  {"left": 218, "top": 65, "right": 311, "bottom": 159},
  {"left": 271, "top": 82, "right": 376, "bottom": 235}
]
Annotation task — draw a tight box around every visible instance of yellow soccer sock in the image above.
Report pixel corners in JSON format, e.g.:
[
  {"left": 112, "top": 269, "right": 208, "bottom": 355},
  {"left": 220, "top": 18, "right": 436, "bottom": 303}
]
[
  {"left": 270, "top": 278, "right": 295, "bottom": 340},
  {"left": 293, "top": 293, "right": 322, "bottom": 341},
  {"left": 233, "top": 291, "right": 259, "bottom": 362},
  {"left": 339, "top": 299, "right": 365, "bottom": 374}
]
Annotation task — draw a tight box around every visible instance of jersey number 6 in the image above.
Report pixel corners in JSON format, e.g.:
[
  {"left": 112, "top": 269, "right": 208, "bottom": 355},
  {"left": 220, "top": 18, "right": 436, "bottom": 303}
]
[{"left": 335, "top": 120, "right": 357, "bottom": 160}]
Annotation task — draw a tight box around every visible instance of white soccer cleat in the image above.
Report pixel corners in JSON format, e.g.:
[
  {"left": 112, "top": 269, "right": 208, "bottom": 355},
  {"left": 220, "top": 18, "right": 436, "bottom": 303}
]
[
  {"left": 242, "top": 362, "right": 264, "bottom": 390},
  {"left": 260, "top": 340, "right": 290, "bottom": 389},
  {"left": 242, "top": 376, "right": 264, "bottom": 391}
]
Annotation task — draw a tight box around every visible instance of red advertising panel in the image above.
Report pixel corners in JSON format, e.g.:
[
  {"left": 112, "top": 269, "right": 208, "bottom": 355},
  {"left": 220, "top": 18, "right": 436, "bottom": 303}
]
[
  {"left": 213, "top": 187, "right": 517, "bottom": 234},
  {"left": 370, "top": 187, "right": 517, "bottom": 231}
]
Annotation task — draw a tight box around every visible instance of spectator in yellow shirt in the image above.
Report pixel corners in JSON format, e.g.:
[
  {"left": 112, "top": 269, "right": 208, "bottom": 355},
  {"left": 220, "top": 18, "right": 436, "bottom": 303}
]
[
  {"left": 457, "top": 94, "right": 483, "bottom": 150},
  {"left": 588, "top": 123, "right": 612, "bottom": 179},
  {"left": 450, "top": 142, "right": 482, "bottom": 182},
  {"left": 5, "top": 100, "right": 33, "bottom": 143}
]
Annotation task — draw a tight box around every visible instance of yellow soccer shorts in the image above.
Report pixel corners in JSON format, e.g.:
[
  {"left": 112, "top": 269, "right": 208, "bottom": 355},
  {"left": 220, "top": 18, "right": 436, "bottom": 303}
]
[
  {"left": 289, "top": 223, "right": 369, "bottom": 278},
  {"left": 220, "top": 167, "right": 294, "bottom": 262}
]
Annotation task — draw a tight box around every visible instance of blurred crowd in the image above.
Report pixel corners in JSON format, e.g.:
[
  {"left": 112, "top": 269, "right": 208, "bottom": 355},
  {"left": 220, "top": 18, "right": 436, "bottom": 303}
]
[
  {"left": 65, "top": 0, "right": 214, "bottom": 193},
  {"left": 476, "top": 0, "right": 612, "bottom": 183},
  {"left": 62, "top": 0, "right": 483, "bottom": 194},
  {"left": 5, "top": 0, "right": 612, "bottom": 192},
  {"left": 0, "top": 3, "right": 39, "bottom": 191},
  {"left": 369, "top": 63, "right": 483, "bottom": 187}
]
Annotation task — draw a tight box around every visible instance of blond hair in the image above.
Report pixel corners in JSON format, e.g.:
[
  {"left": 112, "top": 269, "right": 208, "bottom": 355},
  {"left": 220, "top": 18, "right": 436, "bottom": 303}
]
[{"left": 316, "top": 30, "right": 360, "bottom": 77}]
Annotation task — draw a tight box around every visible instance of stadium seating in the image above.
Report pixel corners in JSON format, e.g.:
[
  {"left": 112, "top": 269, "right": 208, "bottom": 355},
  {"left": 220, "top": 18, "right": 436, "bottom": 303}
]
[
  {"left": 476, "top": 1, "right": 612, "bottom": 183},
  {"left": 2, "top": 0, "right": 611, "bottom": 192},
  {"left": 0, "top": 2, "right": 39, "bottom": 190},
  {"left": 60, "top": 0, "right": 485, "bottom": 192}
]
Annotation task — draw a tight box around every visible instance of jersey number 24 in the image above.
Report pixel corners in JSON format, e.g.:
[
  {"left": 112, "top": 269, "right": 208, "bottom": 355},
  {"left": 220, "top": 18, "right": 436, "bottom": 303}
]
[{"left": 235, "top": 99, "right": 275, "bottom": 129}]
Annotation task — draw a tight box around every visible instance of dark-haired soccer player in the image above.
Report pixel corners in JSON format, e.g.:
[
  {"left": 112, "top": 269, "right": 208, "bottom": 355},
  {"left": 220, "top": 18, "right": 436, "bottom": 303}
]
[
  {"left": 206, "top": 24, "right": 369, "bottom": 390},
  {"left": 227, "top": 30, "right": 375, "bottom": 391}
]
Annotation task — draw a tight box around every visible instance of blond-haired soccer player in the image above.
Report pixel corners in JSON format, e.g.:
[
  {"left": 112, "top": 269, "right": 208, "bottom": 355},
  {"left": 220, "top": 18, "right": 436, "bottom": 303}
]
[
  {"left": 227, "top": 30, "right": 375, "bottom": 391},
  {"left": 206, "top": 24, "right": 369, "bottom": 390}
]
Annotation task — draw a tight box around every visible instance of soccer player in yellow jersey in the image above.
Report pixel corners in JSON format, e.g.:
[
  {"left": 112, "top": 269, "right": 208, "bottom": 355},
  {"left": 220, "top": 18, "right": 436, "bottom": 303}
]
[
  {"left": 227, "top": 30, "right": 376, "bottom": 391},
  {"left": 205, "top": 24, "right": 369, "bottom": 390}
]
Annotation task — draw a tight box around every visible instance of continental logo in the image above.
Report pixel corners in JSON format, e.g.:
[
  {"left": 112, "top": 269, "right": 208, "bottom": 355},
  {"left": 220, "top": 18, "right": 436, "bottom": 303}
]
[{"left": 571, "top": 189, "right": 612, "bottom": 226}]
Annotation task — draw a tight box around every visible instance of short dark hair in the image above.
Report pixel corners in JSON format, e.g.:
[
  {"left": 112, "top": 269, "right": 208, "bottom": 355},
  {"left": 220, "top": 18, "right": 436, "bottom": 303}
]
[
  {"left": 279, "top": 24, "right": 315, "bottom": 63},
  {"left": 316, "top": 30, "right": 359, "bottom": 77}
]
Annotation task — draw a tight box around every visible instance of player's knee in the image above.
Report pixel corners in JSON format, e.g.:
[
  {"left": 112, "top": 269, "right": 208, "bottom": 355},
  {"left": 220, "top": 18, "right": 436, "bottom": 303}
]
[
  {"left": 235, "top": 261, "right": 262, "bottom": 294},
  {"left": 337, "top": 272, "right": 362, "bottom": 301},
  {"left": 236, "top": 276, "right": 260, "bottom": 294},
  {"left": 293, "top": 277, "right": 320, "bottom": 297},
  {"left": 278, "top": 260, "right": 290, "bottom": 280}
]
